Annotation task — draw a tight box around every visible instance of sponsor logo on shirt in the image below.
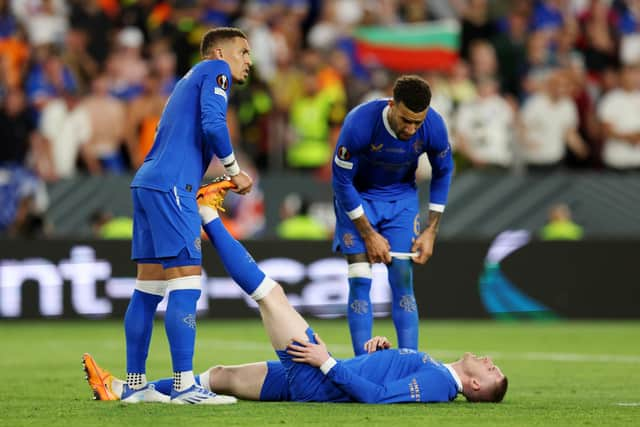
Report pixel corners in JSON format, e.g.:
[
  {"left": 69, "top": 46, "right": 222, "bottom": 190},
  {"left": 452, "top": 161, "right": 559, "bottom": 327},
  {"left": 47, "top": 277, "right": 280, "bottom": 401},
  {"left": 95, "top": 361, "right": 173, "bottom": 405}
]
[
  {"left": 409, "top": 378, "right": 421, "bottom": 402},
  {"left": 370, "top": 143, "right": 383, "bottom": 152},
  {"left": 216, "top": 73, "right": 229, "bottom": 90}
]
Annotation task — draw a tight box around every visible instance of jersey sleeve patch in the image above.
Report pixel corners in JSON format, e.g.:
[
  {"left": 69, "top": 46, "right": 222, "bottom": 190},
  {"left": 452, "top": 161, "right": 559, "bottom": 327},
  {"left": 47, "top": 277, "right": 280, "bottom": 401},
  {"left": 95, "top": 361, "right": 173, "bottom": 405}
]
[
  {"left": 216, "top": 73, "right": 229, "bottom": 90},
  {"left": 334, "top": 155, "right": 353, "bottom": 170},
  {"left": 214, "top": 86, "right": 228, "bottom": 100}
]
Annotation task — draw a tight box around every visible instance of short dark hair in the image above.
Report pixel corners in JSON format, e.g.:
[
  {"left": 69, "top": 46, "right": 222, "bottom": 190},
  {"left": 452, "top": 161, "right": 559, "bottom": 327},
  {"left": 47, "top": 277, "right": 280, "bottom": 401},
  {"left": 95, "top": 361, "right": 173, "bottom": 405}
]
[
  {"left": 200, "top": 27, "right": 248, "bottom": 58},
  {"left": 491, "top": 376, "right": 508, "bottom": 403},
  {"left": 392, "top": 75, "right": 431, "bottom": 112}
]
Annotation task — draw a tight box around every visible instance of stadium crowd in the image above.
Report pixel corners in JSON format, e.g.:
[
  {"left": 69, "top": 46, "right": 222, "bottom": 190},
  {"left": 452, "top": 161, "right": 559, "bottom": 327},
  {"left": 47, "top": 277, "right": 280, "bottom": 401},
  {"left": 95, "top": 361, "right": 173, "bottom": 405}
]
[{"left": 1, "top": 0, "right": 640, "bottom": 237}]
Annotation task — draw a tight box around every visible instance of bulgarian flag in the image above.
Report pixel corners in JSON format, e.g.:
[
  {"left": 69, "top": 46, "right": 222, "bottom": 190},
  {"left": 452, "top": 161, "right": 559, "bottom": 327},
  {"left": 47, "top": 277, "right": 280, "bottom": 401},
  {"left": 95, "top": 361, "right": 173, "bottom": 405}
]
[{"left": 353, "top": 20, "right": 460, "bottom": 72}]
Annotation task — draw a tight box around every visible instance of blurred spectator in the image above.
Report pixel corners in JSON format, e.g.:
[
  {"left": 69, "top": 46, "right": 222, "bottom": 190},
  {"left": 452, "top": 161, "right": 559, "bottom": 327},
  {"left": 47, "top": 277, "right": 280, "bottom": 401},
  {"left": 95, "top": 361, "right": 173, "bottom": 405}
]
[
  {"left": 597, "top": 63, "right": 640, "bottom": 170},
  {"left": 518, "top": 69, "right": 589, "bottom": 171},
  {"left": 286, "top": 70, "right": 342, "bottom": 171},
  {"left": 446, "top": 60, "right": 477, "bottom": 107},
  {"left": 457, "top": 0, "right": 499, "bottom": 60},
  {"left": 539, "top": 203, "right": 584, "bottom": 240},
  {"left": 78, "top": 74, "right": 127, "bottom": 174},
  {"left": 105, "top": 26, "right": 148, "bottom": 101},
  {"left": 14, "top": 0, "right": 68, "bottom": 47},
  {"left": 0, "top": 87, "right": 36, "bottom": 167},
  {"left": 454, "top": 77, "right": 515, "bottom": 170},
  {"left": 0, "top": 165, "right": 49, "bottom": 238},
  {"left": 491, "top": 9, "right": 528, "bottom": 98},
  {"left": 468, "top": 38, "right": 499, "bottom": 82},
  {"left": 90, "top": 209, "right": 133, "bottom": 239},
  {"left": 123, "top": 72, "right": 167, "bottom": 169},
  {"left": 277, "top": 192, "right": 328, "bottom": 240},
  {"left": 0, "top": 25, "right": 29, "bottom": 90},
  {"left": 576, "top": 0, "right": 618, "bottom": 75},
  {"left": 24, "top": 46, "right": 77, "bottom": 112},
  {"left": 61, "top": 27, "right": 99, "bottom": 95},
  {"left": 38, "top": 90, "right": 89, "bottom": 178},
  {"left": 68, "top": 0, "right": 114, "bottom": 66}
]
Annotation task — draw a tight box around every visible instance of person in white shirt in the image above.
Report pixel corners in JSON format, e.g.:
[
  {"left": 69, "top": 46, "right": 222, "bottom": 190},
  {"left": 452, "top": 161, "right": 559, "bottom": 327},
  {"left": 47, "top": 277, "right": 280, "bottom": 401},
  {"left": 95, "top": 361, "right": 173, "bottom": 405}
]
[
  {"left": 597, "top": 64, "right": 640, "bottom": 171},
  {"left": 518, "top": 69, "right": 589, "bottom": 171},
  {"left": 454, "top": 77, "right": 515, "bottom": 170}
]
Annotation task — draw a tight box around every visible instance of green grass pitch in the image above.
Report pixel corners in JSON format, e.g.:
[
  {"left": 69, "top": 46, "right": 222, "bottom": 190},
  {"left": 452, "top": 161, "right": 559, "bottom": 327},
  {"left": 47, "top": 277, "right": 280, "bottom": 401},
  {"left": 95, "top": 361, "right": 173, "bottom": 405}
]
[{"left": 1, "top": 319, "right": 639, "bottom": 426}]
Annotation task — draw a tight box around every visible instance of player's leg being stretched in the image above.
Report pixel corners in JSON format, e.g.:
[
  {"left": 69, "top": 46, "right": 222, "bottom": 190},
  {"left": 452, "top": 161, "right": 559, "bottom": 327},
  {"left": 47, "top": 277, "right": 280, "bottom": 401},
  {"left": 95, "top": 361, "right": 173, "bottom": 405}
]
[{"left": 197, "top": 178, "right": 311, "bottom": 350}]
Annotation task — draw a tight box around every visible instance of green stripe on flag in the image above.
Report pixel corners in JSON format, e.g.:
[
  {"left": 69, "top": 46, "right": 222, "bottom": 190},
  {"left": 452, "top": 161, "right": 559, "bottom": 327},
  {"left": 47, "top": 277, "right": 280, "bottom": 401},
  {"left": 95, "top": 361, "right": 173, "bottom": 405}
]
[{"left": 354, "top": 20, "right": 459, "bottom": 49}]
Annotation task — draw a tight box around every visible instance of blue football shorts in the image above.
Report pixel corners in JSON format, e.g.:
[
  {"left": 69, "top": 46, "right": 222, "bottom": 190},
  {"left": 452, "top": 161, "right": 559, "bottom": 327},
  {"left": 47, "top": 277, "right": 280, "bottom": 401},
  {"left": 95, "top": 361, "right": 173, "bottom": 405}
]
[
  {"left": 274, "top": 328, "right": 349, "bottom": 402},
  {"left": 259, "top": 361, "right": 292, "bottom": 401},
  {"left": 131, "top": 186, "right": 202, "bottom": 268},
  {"left": 332, "top": 195, "right": 420, "bottom": 256}
]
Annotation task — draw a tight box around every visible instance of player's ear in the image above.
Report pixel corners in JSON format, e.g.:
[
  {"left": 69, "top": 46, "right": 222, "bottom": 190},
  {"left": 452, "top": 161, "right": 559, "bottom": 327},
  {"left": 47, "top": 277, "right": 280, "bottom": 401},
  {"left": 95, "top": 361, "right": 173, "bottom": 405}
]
[{"left": 470, "top": 378, "right": 481, "bottom": 391}]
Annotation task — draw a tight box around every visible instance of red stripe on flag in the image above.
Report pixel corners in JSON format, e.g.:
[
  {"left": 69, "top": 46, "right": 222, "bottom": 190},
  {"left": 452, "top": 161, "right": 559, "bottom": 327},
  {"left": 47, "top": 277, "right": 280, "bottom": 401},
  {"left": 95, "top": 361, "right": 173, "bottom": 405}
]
[{"left": 355, "top": 41, "right": 458, "bottom": 72}]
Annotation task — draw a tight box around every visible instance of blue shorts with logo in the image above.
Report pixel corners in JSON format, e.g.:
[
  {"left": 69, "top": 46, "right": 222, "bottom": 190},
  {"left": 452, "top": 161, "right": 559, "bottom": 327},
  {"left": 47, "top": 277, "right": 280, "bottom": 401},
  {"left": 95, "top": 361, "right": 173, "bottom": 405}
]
[
  {"left": 131, "top": 186, "right": 202, "bottom": 268},
  {"left": 274, "top": 328, "right": 350, "bottom": 402},
  {"left": 332, "top": 195, "right": 420, "bottom": 255}
]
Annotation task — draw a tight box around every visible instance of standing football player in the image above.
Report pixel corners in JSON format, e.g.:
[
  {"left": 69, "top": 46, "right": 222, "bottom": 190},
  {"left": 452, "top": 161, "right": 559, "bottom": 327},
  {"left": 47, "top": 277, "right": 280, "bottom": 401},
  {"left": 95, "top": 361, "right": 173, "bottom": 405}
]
[
  {"left": 332, "top": 75, "right": 454, "bottom": 355},
  {"left": 124, "top": 27, "right": 253, "bottom": 404}
]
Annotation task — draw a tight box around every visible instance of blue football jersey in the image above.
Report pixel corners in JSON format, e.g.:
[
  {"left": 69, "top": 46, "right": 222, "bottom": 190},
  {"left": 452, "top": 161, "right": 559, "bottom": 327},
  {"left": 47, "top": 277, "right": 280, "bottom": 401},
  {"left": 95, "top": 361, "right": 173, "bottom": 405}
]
[
  {"left": 131, "top": 59, "right": 234, "bottom": 193},
  {"left": 332, "top": 99, "right": 453, "bottom": 214},
  {"left": 327, "top": 349, "right": 460, "bottom": 403}
]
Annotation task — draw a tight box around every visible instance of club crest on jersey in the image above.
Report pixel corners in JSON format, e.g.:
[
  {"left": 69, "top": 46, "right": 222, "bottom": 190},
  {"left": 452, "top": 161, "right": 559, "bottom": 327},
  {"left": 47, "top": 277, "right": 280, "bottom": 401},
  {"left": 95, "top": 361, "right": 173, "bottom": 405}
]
[
  {"left": 216, "top": 74, "right": 229, "bottom": 90},
  {"left": 343, "top": 232, "right": 354, "bottom": 248},
  {"left": 370, "top": 143, "right": 383, "bottom": 152},
  {"left": 337, "top": 146, "right": 351, "bottom": 160},
  {"left": 194, "top": 237, "right": 202, "bottom": 252},
  {"left": 413, "top": 139, "right": 424, "bottom": 153},
  {"left": 413, "top": 213, "right": 420, "bottom": 236}
]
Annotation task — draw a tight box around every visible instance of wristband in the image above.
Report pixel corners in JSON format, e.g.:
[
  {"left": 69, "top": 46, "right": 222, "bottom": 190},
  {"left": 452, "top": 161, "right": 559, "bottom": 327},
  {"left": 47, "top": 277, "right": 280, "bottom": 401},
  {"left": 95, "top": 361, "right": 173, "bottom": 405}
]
[
  {"left": 319, "top": 357, "right": 337, "bottom": 375},
  {"left": 224, "top": 160, "right": 240, "bottom": 176}
]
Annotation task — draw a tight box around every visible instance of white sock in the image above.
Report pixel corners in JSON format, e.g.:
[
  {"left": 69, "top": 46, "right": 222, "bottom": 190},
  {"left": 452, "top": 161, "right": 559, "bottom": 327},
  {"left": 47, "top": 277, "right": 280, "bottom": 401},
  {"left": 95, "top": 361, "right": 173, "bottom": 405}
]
[
  {"left": 199, "top": 369, "right": 211, "bottom": 391},
  {"left": 198, "top": 205, "right": 219, "bottom": 225},
  {"left": 173, "top": 371, "right": 196, "bottom": 392},
  {"left": 126, "top": 373, "right": 147, "bottom": 390}
]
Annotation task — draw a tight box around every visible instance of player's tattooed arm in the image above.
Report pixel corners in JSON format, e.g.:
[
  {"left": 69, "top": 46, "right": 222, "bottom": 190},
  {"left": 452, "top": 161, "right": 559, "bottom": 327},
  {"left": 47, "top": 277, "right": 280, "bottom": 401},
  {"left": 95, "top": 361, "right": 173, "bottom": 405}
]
[
  {"left": 425, "top": 210, "right": 442, "bottom": 234},
  {"left": 411, "top": 210, "right": 442, "bottom": 265}
]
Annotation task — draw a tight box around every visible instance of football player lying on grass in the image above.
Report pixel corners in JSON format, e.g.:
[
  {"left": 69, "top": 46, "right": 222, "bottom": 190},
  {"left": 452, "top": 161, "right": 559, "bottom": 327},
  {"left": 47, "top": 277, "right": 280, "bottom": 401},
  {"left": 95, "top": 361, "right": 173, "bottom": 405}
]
[
  {"left": 83, "top": 176, "right": 508, "bottom": 404},
  {"left": 84, "top": 335, "right": 507, "bottom": 403}
]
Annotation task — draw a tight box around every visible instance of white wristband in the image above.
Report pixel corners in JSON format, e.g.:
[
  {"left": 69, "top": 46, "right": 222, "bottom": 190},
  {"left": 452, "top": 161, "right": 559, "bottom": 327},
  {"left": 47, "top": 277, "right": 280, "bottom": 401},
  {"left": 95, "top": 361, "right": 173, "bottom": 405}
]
[
  {"left": 224, "top": 161, "right": 240, "bottom": 176},
  {"left": 319, "top": 357, "right": 337, "bottom": 375}
]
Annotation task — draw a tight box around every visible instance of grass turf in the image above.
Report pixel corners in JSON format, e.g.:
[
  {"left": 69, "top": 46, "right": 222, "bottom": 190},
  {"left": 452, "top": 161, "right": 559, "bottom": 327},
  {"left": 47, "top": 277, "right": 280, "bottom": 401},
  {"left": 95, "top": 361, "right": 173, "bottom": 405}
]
[{"left": 1, "top": 320, "right": 639, "bottom": 426}]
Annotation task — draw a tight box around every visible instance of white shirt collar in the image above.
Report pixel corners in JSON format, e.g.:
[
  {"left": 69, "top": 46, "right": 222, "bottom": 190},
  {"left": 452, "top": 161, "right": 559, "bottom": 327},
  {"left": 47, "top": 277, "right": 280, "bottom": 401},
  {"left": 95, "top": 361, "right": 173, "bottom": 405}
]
[
  {"left": 381, "top": 104, "right": 398, "bottom": 139},
  {"left": 444, "top": 364, "right": 463, "bottom": 393}
]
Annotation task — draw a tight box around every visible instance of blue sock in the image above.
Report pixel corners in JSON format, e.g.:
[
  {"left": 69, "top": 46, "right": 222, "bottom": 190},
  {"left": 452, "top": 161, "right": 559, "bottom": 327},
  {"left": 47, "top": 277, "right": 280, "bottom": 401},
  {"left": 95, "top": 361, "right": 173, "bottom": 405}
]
[
  {"left": 151, "top": 375, "right": 202, "bottom": 396},
  {"left": 124, "top": 290, "right": 162, "bottom": 374},
  {"left": 388, "top": 259, "right": 418, "bottom": 350},
  {"left": 165, "top": 289, "right": 201, "bottom": 372},
  {"left": 347, "top": 277, "right": 373, "bottom": 355},
  {"left": 202, "top": 218, "right": 265, "bottom": 295}
]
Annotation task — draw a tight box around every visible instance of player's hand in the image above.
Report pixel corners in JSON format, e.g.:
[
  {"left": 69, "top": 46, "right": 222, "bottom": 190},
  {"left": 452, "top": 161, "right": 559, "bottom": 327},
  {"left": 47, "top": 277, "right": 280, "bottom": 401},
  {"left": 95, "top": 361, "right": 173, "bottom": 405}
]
[
  {"left": 230, "top": 170, "right": 253, "bottom": 195},
  {"left": 411, "top": 230, "right": 436, "bottom": 264},
  {"left": 363, "top": 336, "right": 391, "bottom": 353},
  {"left": 286, "top": 333, "right": 330, "bottom": 368},
  {"left": 364, "top": 231, "right": 391, "bottom": 264}
]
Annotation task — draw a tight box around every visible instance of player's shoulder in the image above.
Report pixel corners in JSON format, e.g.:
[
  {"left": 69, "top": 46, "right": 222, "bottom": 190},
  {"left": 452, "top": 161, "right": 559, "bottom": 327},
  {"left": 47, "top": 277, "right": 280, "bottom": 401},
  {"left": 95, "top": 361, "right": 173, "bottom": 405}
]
[
  {"left": 423, "top": 106, "right": 447, "bottom": 137},
  {"left": 347, "top": 98, "right": 388, "bottom": 122}
]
